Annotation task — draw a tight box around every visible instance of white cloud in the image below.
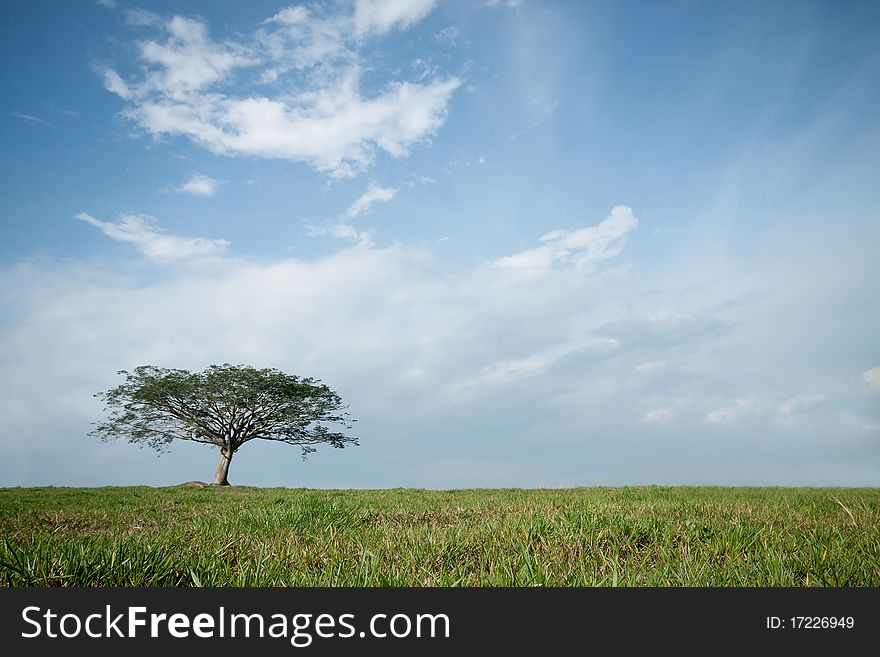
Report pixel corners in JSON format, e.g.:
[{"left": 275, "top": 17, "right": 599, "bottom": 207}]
[
  {"left": 136, "top": 16, "right": 257, "bottom": 95},
  {"left": 706, "top": 398, "right": 763, "bottom": 424},
  {"left": 101, "top": 69, "right": 133, "bottom": 100},
  {"left": 65, "top": 204, "right": 638, "bottom": 392},
  {"left": 176, "top": 173, "right": 223, "bottom": 197},
  {"left": 5, "top": 202, "right": 878, "bottom": 487},
  {"left": 96, "top": 0, "right": 115, "bottom": 9},
  {"left": 330, "top": 224, "right": 361, "bottom": 241},
  {"left": 5, "top": 207, "right": 634, "bottom": 450},
  {"left": 493, "top": 205, "right": 639, "bottom": 271},
  {"left": 777, "top": 393, "right": 825, "bottom": 416},
  {"left": 75, "top": 213, "right": 229, "bottom": 261},
  {"left": 644, "top": 407, "right": 671, "bottom": 423},
  {"left": 346, "top": 183, "right": 398, "bottom": 218},
  {"left": 306, "top": 220, "right": 374, "bottom": 248},
  {"left": 120, "top": 75, "right": 460, "bottom": 178},
  {"left": 508, "top": 99, "right": 559, "bottom": 142},
  {"left": 862, "top": 366, "right": 880, "bottom": 393},
  {"left": 707, "top": 393, "right": 830, "bottom": 424},
  {"left": 705, "top": 407, "right": 732, "bottom": 423},
  {"left": 404, "top": 174, "right": 436, "bottom": 187},
  {"left": 636, "top": 360, "right": 667, "bottom": 373},
  {"left": 643, "top": 397, "right": 688, "bottom": 424},
  {"left": 353, "top": 0, "right": 437, "bottom": 36},
  {"left": 465, "top": 350, "right": 559, "bottom": 387},
  {"left": 259, "top": 6, "right": 352, "bottom": 73},
  {"left": 445, "top": 155, "right": 486, "bottom": 176},
  {"left": 102, "top": 6, "right": 458, "bottom": 177},
  {"left": 600, "top": 263, "right": 632, "bottom": 281},
  {"left": 435, "top": 26, "right": 460, "bottom": 45},
  {"left": 9, "top": 112, "right": 52, "bottom": 127},
  {"left": 124, "top": 8, "right": 163, "bottom": 27},
  {"left": 452, "top": 336, "right": 618, "bottom": 391}
]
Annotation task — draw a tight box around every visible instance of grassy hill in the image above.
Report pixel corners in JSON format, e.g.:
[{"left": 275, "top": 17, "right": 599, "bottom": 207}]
[{"left": 1, "top": 486, "right": 877, "bottom": 586}]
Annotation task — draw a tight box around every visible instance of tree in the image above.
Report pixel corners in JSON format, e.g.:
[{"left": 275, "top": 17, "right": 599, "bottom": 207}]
[{"left": 91, "top": 364, "right": 357, "bottom": 486}]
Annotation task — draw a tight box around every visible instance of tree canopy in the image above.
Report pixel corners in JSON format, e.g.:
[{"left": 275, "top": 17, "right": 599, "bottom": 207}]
[{"left": 91, "top": 364, "right": 357, "bottom": 485}]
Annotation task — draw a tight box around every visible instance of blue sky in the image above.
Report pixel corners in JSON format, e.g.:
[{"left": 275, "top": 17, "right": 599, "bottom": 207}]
[{"left": 1, "top": 0, "right": 878, "bottom": 488}]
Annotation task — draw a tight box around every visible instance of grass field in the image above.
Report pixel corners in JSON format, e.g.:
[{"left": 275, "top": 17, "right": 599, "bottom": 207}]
[{"left": 1, "top": 486, "right": 878, "bottom": 586}]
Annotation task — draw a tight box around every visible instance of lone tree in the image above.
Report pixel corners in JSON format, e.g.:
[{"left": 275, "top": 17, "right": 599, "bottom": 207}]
[{"left": 91, "top": 364, "right": 357, "bottom": 485}]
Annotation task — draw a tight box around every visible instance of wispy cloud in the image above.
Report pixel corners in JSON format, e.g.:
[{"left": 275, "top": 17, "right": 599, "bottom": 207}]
[
  {"left": 75, "top": 213, "right": 229, "bottom": 261},
  {"left": 306, "top": 220, "right": 373, "bottom": 248},
  {"left": 404, "top": 174, "right": 437, "bottom": 187},
  {"left": 643, "top": 396, "right": 688, "bottom": 424},
  {"left": 705, "top": 391, "right": 834, "bottom": 424},
  {"left": 508, "top": 99, "right": 559, "bottom": 142},
  {"left": 777, "top": 393, "right": 824, "bottom": 416},
  {"left": 493, "top": 205, "right": 638, "bottom": 271},
  {"left": 4, "top": 195, "right": 877, "bottom": 486},
  {"left": 124, "top": 8, "right": 162, "bottom": 27},
  {"left": 353, "top": 0, "right": 437, "bottom": 36},
  {"left": 307, "top": 181, "right": 399, "bottom": 246},
  {"left": 636, "top": 360, "right": 667, "bottom": 373},
  {"left": 706, "top": 398, "right": 763, "bottom": 424},
  {"left": 644, "top": 407, "right": 672, "bottom": 424},
  {"left": 486, "top": 0, "right": 523, "bottom": 8},
  {"left": 101, "top": 4, "right": 459, "bottom": 177},
  {"left": 9, "top": 112, "right": 52, "bottom": 128},
  {"left": 452, "top": 336, "right": 618, "bottom": 391},
  {"left": 435, "top": 26, "right": 460, "bottom": 45},
  {"left": 346, "top": 183, "right": 398, "bottom": 218},
  {"left": 175, "top": 173, "right": 223, "bottom": 197},
  {"left": 445, "top": 155, "right": 486, "bottom": 175},
  {"left": 134, "top": 16, "right": 256, "bottom": 94},
  {"left": 862, "top": 366, "right": 880, "bottom": 393}
]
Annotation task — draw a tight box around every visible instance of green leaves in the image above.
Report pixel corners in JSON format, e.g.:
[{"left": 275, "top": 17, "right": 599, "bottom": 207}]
[{"left": 91, "top": 363, "right": 357, "bottom": 462}]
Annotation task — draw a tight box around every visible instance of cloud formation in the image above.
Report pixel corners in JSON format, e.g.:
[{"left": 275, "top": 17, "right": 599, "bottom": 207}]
[
  {"left": 706, "top": 392, "right": 827, "bottom": 424},
  {"left": 101, "top": 4, "right": 459, "bottom": 177},
  {"left": 75, "top": 213, "right": 229, "bottom": 260},
  {"left": 353, "top": 0, "right": 437, "bottom": 35},
  {"left": 644, "top": 407, "right": 672, "bottom": 423},
  {"left": 862, "top": 366, "right": 880, "bottom": 393},
  {"left": 706, "top": 398, "right": 762, "bottom": 424},
  {"left": 9, "top": 112, "right": 52, "bottom": 127},
  {"left": 776, "top": 393, "right": 824, "bottom": 416},
  {"left": 346, "top": 183, "right": 398, "bottom": 218},
  {"left": 176, "top": 173, "right": 223, "bottom": 197},
  {"left": 4, "top": 202, "right": 877, "bottom": 486},
  {"left": 493, "top": 205, "right": 638, "bottom": 271}
]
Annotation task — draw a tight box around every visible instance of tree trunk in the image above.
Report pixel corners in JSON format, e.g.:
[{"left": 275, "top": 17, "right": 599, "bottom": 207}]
[{"left": 213, "top": 448, "right": 233, "bottom": 486}]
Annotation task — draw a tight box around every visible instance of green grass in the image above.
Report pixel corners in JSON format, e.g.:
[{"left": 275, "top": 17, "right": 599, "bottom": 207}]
[{"left": 0, "top": 486, "right": 877, "bottom": 586}]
